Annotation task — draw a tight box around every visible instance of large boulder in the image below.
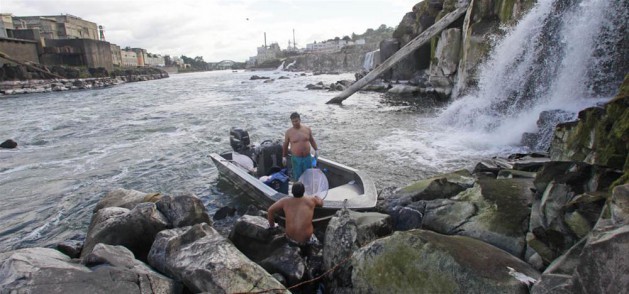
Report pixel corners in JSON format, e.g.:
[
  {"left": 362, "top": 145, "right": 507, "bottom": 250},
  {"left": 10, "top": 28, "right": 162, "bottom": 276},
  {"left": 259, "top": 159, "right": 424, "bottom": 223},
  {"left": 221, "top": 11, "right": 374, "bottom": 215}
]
[
  {"left": 528, "top": 162, "right": 621, "bottom": 262},
  {"left": 0, "top": 247, "right": 181, "bottom": 293},
  {"left": 148, "top": 223, "right": 288, "bottom": 293},
  {"left": 380, "top": 169, "right": 475, "bottom": 209},
  {"left": 81, "top": 203, "right": 169, "bottom": 261},
  {"left": 531, "top": 184, "right": 629, "bottom": 293},
  {"left": 549, "top": 85, "right": 628, "bottom": 172},
  {"left": 323, "top": 208, "right": 392, "bottom": 290},
  {"left": 229, "top": 215, "right": 286, "bottom": 262},
  {"left": 93, "top": 188, "right": 161, "bottom": 213},
  {"left": 417, "top": 176, "right": 534, "bottom": 257},
  {"left": 351, "top": 230, "right": 540, "bottom": 293},
  {"left": 259, "top": 245, "right": 305, "bottom": 286},
  {"left": 155, "top": 194, "right": 212, "bottom": 228}
]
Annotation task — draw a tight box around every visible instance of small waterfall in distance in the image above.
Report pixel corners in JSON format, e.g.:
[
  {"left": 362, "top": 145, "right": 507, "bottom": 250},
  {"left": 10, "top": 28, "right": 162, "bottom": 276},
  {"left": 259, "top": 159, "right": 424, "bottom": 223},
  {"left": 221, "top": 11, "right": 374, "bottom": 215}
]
[
  {"left": 438, "top": 0, "right": 627, "bottom": 151},
  {"left": 363, "top": 49, "right": 379, "bottom": 71},
  {"left": 276, "top": 61, "right": 285, "bottom": 71},
  {"left": 285, "top": 60, "right": 297, "bottom": 70}
]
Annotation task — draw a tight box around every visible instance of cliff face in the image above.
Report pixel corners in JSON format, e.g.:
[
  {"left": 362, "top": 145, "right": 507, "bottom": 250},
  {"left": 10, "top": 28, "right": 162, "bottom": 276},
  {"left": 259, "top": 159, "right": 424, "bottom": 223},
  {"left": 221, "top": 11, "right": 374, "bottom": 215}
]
[
  {"left": 549, "top": 75, "right": 629, "bottom": 186},
  {"left": 288, "top": 45, "right": 374, "bottom": 73},
  {"left": 387, "top": 0, "right": 536, "bottom": 95}
]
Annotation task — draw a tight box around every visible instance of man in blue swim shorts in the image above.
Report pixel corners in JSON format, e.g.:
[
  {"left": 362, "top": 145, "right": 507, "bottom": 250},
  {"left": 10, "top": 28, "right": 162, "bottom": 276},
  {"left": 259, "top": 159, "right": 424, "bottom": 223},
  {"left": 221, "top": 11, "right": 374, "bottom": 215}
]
[{"left": 282, "top": 112, "right": 318, "bottom": 181}]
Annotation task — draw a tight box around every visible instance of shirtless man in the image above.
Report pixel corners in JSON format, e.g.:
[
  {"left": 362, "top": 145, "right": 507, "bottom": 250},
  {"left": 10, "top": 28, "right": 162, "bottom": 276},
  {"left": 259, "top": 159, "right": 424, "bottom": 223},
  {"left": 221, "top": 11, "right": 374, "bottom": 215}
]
[
  {"left": 267, "top": 182, "right": 324, "bottom": 247},
  {"left": 282, "top": 112, "right": 318, "bottom": 181}
]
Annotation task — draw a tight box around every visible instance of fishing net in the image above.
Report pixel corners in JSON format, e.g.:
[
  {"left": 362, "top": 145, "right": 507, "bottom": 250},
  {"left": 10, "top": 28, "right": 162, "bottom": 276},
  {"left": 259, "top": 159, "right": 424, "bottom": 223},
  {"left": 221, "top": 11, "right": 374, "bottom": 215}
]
[
  {"left": 232, "top": 152, "right": 254, "bottom": 172},
  {"left": 299, "top": 168, "right": 329, "bottom": 199}
]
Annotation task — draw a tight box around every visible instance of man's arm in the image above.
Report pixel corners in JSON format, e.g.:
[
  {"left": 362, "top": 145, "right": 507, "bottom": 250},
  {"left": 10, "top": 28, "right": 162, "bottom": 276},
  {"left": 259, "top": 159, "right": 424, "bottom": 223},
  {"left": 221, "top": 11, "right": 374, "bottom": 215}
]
[
  {"left": 282, "top": 131, "right": 290, "bottom": 157},
  {"left": 267, "top": 200, "right": 284, "bottom": 227},
  {"left": 282, "top": 131, "right": 290, "bottom": 166},
  {"left": 312, "top": 196, "right": 324, "bottom": 207},
  {"left": 308, "top": 127, "right": 318, "bottom": 154}
]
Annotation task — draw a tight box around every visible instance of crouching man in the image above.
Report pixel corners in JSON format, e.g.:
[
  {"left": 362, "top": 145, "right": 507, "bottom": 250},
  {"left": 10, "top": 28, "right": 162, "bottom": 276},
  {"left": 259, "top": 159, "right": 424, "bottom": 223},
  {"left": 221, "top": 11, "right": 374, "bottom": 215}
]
[{"left": 267, "top": 182, "right": 323, "bottom": 255}]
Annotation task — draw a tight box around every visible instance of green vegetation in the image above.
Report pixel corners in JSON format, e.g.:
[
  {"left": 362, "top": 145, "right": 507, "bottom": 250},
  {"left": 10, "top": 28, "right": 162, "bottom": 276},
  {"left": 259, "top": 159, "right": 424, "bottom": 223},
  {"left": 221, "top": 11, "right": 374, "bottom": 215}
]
[{"left": 350, "top": 24, "right": 395, "bottom": 45}]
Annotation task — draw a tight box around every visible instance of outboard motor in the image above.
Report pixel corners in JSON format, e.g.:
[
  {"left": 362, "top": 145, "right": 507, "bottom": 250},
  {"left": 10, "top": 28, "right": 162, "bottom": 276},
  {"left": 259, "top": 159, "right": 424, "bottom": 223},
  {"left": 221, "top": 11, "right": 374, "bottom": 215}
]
[
  {"left": 229, "top": 127, "right": 257, "bottom": 166},
  {"left": 255, "top": 140, "right": 284, "bottom": 178},
  {"left": 230, "top": 127, "right": 250, "bottom": 153}
]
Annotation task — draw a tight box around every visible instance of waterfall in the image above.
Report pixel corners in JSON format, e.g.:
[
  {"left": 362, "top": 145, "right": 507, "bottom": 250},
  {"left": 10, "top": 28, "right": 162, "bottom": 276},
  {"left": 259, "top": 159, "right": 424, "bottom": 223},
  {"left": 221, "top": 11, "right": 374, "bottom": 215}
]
[
  {"left": 285, "top": 60, "right": 297, "bottom": 69},
  {"left": 276, "top": 61, "right": 285, "bottom": 71},
  {"left": 439, "top": 0, "right": 627, "bottom": 151},
  {"left": 363, "top": 50, "right": 379, "bottom": 71}
]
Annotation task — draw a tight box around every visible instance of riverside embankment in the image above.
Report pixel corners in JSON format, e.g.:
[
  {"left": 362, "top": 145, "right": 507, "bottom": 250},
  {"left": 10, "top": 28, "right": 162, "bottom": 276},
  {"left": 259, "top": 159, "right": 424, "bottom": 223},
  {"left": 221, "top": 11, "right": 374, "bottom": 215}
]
[{"left": 0, "top": 65, "right": 169, "bottom": 95}]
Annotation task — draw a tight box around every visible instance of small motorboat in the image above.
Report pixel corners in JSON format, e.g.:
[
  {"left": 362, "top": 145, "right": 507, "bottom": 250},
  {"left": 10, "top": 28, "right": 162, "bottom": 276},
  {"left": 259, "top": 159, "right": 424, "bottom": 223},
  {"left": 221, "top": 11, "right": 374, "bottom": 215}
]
[{"left": 210, "top": 128, "right": 377, "bottom": 222}]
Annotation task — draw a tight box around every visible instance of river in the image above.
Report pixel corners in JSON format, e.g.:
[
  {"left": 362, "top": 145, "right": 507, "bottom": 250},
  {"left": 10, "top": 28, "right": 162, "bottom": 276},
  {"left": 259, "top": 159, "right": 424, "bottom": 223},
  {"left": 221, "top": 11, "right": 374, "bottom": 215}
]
[{"left": 0, "top": 70, "right": 525, "bottom": 252}]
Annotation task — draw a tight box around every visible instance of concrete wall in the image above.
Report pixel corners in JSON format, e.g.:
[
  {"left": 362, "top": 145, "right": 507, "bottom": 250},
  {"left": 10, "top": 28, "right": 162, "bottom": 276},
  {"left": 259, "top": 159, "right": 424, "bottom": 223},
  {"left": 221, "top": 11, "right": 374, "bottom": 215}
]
[
  {"left": 110, "top": 43, "right": 121, "bottom": 67},
  {"left": 0, "top": 37, "right": 40, "bottom": 65},
  {"left": 42, "top": 39, "right": 113, "bottom": 71},
  {"left": 121, "top": 50, "right": 138, "bottom": 67}
]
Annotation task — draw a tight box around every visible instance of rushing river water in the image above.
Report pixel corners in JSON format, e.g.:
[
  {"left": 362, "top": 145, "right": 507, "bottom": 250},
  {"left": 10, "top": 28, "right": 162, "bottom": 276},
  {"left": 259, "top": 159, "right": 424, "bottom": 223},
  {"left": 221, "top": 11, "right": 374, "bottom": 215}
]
[{"left": 0, "top": 70, "right": 523, "bottom": 252}]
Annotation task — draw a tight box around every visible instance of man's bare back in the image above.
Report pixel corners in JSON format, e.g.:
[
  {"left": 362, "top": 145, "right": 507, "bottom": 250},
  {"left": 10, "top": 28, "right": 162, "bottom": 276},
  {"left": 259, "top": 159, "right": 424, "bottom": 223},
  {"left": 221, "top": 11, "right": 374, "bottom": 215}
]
[{"left": 267, "top": 183, "right": 324, "bottom": 244}]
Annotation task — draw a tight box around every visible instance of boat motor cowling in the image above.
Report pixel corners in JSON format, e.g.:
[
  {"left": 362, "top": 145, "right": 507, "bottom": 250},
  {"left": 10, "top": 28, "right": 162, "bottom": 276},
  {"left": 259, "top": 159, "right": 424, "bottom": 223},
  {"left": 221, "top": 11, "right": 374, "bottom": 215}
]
[{"left": 230, "top": 128, "right": 250, "bottom": 153}]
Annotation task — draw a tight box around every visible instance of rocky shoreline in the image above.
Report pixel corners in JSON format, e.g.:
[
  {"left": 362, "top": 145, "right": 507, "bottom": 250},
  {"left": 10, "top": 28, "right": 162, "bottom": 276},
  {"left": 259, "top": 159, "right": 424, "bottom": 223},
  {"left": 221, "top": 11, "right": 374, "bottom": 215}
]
[
  {"left": 0, "top": 78, "right": 626, "bottom": 293},
  {"left": 0, "top": 65, "right": 169, "bottom": 96}
]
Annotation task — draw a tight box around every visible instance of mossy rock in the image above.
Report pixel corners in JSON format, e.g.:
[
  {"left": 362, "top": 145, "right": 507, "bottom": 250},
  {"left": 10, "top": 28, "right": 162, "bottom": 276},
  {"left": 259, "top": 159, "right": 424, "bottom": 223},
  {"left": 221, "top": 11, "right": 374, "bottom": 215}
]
[
  {"left": 553, "top": 74, "right": 629, "bottom": 187},
  {"left": 399, "top": 169, "right": 475, "bottom": 201},
  {"left": 351, "top": 230, "right": 539, "bottom": 293}
]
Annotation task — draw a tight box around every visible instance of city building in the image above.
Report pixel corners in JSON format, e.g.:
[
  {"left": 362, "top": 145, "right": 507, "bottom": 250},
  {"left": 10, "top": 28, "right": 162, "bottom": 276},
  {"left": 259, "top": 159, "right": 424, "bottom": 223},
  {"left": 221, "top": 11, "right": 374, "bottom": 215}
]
[
  {"left": 305, "top": 38, "right": 366, "bottom": 53},
  {"left": 254, "top": 42, "right": 281, "bottom": 64},
  {"left": 121, "top": 49, "right": 138, "bottom": 67},
  {"left": 12, "top": 14, "right": 99, "bottom": 41}
]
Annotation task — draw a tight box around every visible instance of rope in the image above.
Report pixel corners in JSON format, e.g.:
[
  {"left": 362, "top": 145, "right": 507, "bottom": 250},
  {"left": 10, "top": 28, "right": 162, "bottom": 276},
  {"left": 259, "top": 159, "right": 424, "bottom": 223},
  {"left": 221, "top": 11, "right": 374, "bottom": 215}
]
[{"left": 231, "top": 254, "right": 354, "bottom": 294}]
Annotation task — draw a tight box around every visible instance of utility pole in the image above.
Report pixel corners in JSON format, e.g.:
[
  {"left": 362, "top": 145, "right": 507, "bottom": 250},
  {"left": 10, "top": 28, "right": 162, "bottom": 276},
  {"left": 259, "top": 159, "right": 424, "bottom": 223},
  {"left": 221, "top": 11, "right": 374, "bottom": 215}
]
[
  {"left": 264, "top": 32, "right": 267, "bottom": 49},
  {"left": 293, "top": 29, "right": 296, "bottom": 50}
]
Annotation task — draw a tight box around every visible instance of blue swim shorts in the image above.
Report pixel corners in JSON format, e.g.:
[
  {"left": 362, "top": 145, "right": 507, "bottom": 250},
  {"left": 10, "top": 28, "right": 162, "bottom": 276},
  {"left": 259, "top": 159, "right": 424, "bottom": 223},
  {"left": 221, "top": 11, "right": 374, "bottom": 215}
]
[{"left": 291, "top": 154, "right": 313, "bottom": 181}]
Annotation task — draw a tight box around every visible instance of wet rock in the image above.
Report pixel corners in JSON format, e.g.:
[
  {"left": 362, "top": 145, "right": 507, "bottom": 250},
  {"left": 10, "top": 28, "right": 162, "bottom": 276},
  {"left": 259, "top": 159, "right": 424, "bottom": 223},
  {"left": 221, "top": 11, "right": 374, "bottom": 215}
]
[
  {"left": 250, "top": 75, "right": 270, "bottom": 80},
  {"left": 0, "top": 139, "right": 17, "bottom": 149},
  {"left": 81, "top": 203, "right": 169, "bottom": 261},
  {"left": 352, "top": 230, "right": 540, "bottom": 293},
  {"left": 323, "top": 208, "right": 392, "bottom": 289},
  {"left": 387, "top": 85, "right": 420, "bottom": 94},
  {"left": 259, "top": 245, "right": 305, "bottom": 286},
  {"left": 155, "top": 194, "right": 211, "bottom": 228},
  {"left": 213, "top": 206, "right": 237, "bottom": 220},
  {"left": 148, "top": 223, "right": 287, "bottom": 293},
  {"left": 57, "top": 240, "right": 83, "bottom": 259},
  {"left": 93, "top": 188, "right": 161, "bottom": 213},
  {"left": 229, "top": 215, "right": 286, "bottom": 262},
  {"left": 0, "top": 247, "right": 181, "bottom": 293}
]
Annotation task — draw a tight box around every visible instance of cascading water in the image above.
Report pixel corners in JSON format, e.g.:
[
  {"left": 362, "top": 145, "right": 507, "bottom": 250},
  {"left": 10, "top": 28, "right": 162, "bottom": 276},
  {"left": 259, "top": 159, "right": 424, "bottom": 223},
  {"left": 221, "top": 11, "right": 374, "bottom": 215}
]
[
  {"left": 285, "top": 60, "right": 297, "bottom": 69},
  {"left": 276, "top": 61, "right": 285, "bottom": 71},
  {"left": 363, "top": 49, "right": 379, "bottom": 71},
  {"left": 439, "top": 0, "right": 627, "bottom": 151}
]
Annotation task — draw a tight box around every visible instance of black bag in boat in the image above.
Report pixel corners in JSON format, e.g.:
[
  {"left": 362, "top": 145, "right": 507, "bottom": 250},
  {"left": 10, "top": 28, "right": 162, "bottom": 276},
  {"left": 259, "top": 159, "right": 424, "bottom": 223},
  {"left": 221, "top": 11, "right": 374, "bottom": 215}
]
[{"left": 255, "top": 140, "right": 283, "bottom": 177}]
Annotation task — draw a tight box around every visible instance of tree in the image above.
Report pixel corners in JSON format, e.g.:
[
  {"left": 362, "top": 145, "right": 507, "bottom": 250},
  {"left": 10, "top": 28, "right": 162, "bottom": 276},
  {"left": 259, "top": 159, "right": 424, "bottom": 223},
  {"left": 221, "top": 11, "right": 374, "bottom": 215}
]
[{"left": 342, "top": 35, "right": 351, "bottom": 41}]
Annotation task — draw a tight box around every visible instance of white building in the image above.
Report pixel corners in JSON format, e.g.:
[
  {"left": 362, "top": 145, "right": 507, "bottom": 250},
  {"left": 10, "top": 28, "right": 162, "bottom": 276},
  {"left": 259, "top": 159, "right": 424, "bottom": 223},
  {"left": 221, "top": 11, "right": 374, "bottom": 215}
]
[
  {"left": 121, "top": 49, "right": 138, "bottom": 67},
  {"left": 306, "top": 38, "right": 366, "bottom": 53}
]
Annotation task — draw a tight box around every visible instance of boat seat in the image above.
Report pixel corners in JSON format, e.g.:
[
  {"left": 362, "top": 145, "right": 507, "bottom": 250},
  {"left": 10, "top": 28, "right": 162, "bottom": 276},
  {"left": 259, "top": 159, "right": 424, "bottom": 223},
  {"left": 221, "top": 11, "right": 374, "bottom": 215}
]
[{"left": 324, "top": 182, "right": 362, "bottom": 202}]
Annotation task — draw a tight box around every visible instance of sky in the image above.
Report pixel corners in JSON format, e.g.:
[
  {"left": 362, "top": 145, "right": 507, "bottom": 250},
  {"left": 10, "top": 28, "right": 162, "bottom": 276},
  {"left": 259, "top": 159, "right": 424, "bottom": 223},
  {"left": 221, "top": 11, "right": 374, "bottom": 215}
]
[{"left": 1, "top": 0, "right": 415, "bottom": 62}]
